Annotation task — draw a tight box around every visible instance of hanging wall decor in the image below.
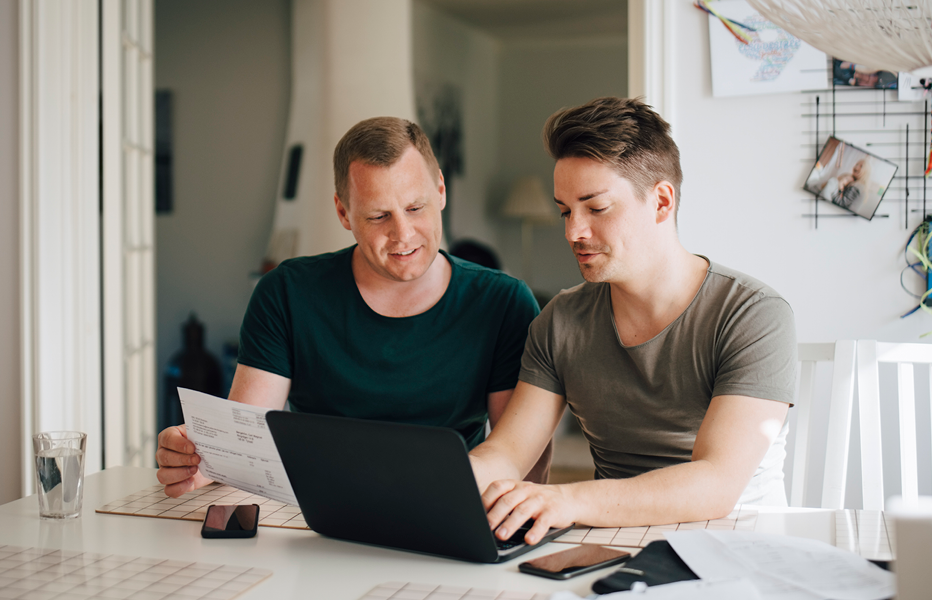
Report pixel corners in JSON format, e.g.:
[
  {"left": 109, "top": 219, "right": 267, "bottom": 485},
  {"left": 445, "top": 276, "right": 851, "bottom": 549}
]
[{"left": 704, "top": 0, "right": 828, "bottom": 97}]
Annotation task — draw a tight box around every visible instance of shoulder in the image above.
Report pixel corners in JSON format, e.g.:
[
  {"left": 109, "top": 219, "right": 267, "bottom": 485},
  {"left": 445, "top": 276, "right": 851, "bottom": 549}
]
[
  {"left": 698, "top": 259, "right": 795, "bottom": 329},
  {"left": 447, "top": 252, "right": 532, "bottom": 298},
  {"left": 703, "top": 260, "right": 791, "bottom": 310},
  {"left": 262, "top": 246, "right": 355, "bottom": 287}
]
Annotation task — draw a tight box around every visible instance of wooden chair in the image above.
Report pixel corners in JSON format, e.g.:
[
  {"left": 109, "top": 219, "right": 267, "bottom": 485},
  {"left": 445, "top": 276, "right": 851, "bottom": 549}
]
[
  {"left": 790, "top": 341, "right": 857, "bottom": 508},
  {"left": 856, "top": 340, "right": 932, "bottom": 510}
]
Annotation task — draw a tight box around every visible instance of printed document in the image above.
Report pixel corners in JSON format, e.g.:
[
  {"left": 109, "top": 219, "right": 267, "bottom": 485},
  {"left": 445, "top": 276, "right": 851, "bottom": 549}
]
[
  {"left": 666, "top": 530, "right": 895, "bottom": 600},
  {"left": 178, "top": 388, "right": 298, "bottom": 505},
  {"left": 550, "top": 579, "right": 762, "bottom": 599}
]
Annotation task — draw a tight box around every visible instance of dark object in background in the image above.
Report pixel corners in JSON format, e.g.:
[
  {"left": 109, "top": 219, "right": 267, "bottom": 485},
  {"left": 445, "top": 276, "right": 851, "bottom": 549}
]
[
  {"left": 282, "top": 144, "right": 303, "bottom": 200},
  {"left": 161, "top": 314, "right": 223, "bottom": 431},
  {"left": 155, "top": 90, "right": 173, "bottom": 214},
  {"left": 450, "top": 239, "right": 501, "bottom": 270}
]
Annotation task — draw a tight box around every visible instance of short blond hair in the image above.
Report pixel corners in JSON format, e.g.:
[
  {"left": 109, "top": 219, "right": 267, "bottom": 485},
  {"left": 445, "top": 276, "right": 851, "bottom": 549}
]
[{"left": 333, "top": 117, "right": 439, "bottom": 204}]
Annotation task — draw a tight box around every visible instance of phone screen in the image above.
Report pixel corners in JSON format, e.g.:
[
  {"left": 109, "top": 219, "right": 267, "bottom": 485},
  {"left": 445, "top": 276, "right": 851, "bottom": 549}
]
[
  {"left": 202, "top": 504, "right": 260, "bottom": 538},
  {"left": 519, "top": 545, "right": 630, "bottom": 578}
]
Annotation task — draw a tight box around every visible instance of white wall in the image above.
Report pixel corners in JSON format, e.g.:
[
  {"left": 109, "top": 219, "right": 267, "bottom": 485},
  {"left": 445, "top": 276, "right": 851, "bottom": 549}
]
[
  {"left": 412, "top": 1, "right": 501, "bottom": 248},
  {"left": 668, "top": 2, "right": 932, "bottom": 504},
  {"left": 0, "top": 0, "right": 21, "bottom": 503},
  {"left": 276, "top": 0, "right": 417, "bottom": 260},
  {"left": 155, "top": 0, "right": 291, "bottom": 396}
]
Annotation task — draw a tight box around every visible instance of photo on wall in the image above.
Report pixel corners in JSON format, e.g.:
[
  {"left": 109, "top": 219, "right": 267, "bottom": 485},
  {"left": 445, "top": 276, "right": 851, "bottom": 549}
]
[
  {"left": 803, "top": 136, "right": 898, "bottom": 220},
  {"left": 832, "top": 59, "right": 897, "bottom": 89}
]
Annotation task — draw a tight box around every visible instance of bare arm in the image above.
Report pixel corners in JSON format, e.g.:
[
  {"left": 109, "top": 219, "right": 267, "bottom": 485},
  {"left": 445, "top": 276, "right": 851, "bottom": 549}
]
[
  {"left": 486, "top": 387, "right": 559, "bottom": 484},
  {"left": 155, "top": 364, "right": 291, "bottom": 497},
  {"left": 471, "top": 381, "right": 567, "bottom": 491},
  {"left": 480, "top": 393, "right": 788, "bottom": 545}
]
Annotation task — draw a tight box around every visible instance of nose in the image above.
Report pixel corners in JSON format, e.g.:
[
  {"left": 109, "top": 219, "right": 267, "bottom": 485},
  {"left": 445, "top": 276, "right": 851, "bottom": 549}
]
[
  {"left": 564, "top": 212, "right": 590, "bottom": 243},
  {"left": 390, "top": 213, "right": 416, "bottom": 242}
]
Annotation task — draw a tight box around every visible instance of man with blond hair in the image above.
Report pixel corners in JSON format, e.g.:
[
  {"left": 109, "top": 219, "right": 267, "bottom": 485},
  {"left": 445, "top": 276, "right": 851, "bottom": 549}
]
[
  {"left": 157, "top": 117, "right": 547, "bottom": 496},
  {"left": 471, "top": 97, "right": 797, "bottom": 545}
]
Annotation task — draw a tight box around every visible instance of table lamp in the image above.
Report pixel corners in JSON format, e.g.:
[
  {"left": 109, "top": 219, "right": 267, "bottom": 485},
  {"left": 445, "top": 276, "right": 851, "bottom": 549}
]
[{"left": 502, "top": 176, "right": 558, "bottom": 286}]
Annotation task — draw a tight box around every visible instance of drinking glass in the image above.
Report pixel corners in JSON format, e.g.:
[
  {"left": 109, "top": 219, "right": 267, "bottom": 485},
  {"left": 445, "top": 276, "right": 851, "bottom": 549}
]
[{"left": 32, "top": 431, "right": 87, "bottom": 519}]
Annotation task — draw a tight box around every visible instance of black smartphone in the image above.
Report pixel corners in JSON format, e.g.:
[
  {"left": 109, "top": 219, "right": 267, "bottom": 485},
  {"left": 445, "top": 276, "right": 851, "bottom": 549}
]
[
  {"left": 518, "top": 545, "right": 631, "bottom": 580},
  {"left": 201, "top": 504, "right": 260, "bottom": 539}
]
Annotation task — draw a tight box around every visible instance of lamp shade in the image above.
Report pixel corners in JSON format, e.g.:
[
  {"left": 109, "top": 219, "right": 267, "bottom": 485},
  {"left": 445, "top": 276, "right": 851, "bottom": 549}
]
[
  {"left": 502, "top": 176, "right": 558, "bottom": 222},
  {"left": 748, "top": 0, "right": 932, "bottom": 73}
]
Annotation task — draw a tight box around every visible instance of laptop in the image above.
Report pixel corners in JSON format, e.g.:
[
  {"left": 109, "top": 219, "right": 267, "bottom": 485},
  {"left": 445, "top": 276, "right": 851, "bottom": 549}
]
[{"left": 266, "top": 411, "right": 572, "bottom": 563}]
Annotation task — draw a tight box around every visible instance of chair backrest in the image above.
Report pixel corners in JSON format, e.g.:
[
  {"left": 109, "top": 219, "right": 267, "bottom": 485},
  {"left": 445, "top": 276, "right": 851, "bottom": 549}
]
[
  {"left": 856, "top": 340, "right": 932, "bottom": 510},
  {"left": 791, "top": 341, "right": 857, "bottom": 508}
]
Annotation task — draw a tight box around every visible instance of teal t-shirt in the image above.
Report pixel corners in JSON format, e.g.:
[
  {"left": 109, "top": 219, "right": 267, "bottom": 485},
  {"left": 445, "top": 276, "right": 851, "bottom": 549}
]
[{"left": 237, "top": 246, "right": 539, "bottom": 448}]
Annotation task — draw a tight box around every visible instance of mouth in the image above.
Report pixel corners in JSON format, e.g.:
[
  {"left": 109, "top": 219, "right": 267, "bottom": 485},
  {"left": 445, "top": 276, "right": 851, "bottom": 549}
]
[
  {"left": 390, "top": 248, "right": 419, "bottom": 259},
  {"left": 575, "top": 251, "right": 601, "bottom": 263}
]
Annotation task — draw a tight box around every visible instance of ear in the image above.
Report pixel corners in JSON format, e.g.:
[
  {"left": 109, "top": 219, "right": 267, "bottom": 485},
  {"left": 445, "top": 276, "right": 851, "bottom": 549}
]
[
  {"left": 334, "top": 194, "right": 352, "bottom": 231},
  {"left": 653, "top": 181, "right": 676, "bottom": 224},
  {"left": 437, "top": 170, "right": 447, "bottom": 211}
]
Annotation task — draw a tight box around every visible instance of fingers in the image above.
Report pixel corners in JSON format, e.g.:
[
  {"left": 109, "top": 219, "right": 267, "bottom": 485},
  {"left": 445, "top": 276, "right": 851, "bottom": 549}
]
[
  {"left": 157, "top": 425, "right": 195, "bottom": 455},
  {"left": 524, "top": 515, "right": 553, "bottom": 546},
  {"left": 159, "top": 467, "right": 213, "bottom": 498},
  {"left": 481, "top": 479, "right": 516, "bottom": 511},
  {"left": 156, "top": 425, "right": 206, "bottom": 497},
  {"left": 496, "top": 493, "right": 541, "bottom": 542},
  {"left": 484, "top": 482, "right": 575, "bottom": 545},
  {"left": 156, "top": 465, "right": 199, "bottom": 487},
  {"left": 163, "top": 475, "right": 198, "bottom": 499}
]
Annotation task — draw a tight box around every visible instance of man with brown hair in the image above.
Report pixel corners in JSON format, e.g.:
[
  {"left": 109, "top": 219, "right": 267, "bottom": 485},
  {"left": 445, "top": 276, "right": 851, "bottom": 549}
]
[
  {"left": 156, "top": 117, "right": 546, "bottom": 496},
  {"left": 470, "top": 97, "right": 796, "bottom": 544}
]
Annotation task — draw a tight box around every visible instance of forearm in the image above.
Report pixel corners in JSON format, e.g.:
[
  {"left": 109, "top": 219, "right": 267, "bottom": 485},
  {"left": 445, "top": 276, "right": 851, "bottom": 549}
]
[
  {"left": 523, "top": 439, "right": 553, "bottom": 484},
  {"left": 478, "top": 382, "right": 566, "bottom": 490},
  {"left": 561, "top": 459, "right": 742, "bottom": 527}
]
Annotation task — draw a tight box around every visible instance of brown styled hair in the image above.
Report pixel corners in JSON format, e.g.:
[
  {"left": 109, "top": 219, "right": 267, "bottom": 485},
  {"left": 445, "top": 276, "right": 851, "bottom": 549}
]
[
  {"left": 543, "top": 97, "right": 683, "bottom": 218},
  {"left": 333, "top": 116, "right": 439, "bottom": 204}
]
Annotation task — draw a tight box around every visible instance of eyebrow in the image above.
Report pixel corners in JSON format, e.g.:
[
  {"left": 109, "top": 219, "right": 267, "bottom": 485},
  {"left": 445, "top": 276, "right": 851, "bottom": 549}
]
[{"left": 553, "top": 189, "right": 609, "bottom": 205}]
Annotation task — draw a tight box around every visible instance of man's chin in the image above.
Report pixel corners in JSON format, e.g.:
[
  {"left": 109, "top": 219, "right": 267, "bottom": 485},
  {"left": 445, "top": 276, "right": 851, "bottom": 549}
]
[{"left": 577, "top": 264, "right": 603, "bottom": 282}]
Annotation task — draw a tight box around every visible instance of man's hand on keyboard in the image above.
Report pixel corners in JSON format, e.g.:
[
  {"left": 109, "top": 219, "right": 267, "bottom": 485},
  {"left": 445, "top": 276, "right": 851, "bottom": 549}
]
[{"left": 482, "top": 480, "right": 576, "bottom": 546}]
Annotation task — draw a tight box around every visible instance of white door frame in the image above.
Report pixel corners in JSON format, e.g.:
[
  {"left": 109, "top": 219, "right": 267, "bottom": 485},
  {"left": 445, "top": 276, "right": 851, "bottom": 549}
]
[
  {"left": 19, "top": 0, "right": 156, "bottom": 496},
  {"left": 101, "top": 0, "right": 157, "bottom": 469},
  {"left": 628, "top": 0, "right": 676, "bottom": 129}
]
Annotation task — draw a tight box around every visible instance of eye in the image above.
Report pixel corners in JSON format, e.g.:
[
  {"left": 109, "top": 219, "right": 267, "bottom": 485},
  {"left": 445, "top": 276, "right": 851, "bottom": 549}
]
[
  {"left": 368, "top": 214, "right": 388, "bottom": 222},
  {"left": 560, "top": 211, "right": 570, "bottom": 219},
  {"left": 590, "top": 207, "right": 607, "bottom": 214},
  {"left": 407, "top": 205, "right": 424, "bottom": 213}
]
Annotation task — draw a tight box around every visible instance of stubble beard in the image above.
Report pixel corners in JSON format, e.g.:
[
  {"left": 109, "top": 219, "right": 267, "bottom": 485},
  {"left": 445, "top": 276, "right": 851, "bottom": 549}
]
[{"left": 573, "top": 242, "right": 612, "bottom": 283}]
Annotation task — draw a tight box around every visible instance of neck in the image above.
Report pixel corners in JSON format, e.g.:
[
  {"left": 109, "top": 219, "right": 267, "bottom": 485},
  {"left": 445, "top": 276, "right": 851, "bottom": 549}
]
[
  {"left": 609, "top": 243, "right": 708, "bottom": 346},
  {"left": 352, "top": 248, "right": 452, "bottom": 318}
]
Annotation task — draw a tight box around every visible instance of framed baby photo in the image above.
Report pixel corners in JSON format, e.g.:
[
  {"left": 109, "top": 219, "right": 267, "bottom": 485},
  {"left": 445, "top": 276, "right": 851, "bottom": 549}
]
[{"left": 803, "top": 136, "right": 898, "bottom": 220}]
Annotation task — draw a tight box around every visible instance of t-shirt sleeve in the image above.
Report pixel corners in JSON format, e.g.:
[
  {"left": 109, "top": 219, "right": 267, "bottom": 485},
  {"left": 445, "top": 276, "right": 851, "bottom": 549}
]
[
  {"left": 485, "top": 279, "right": 540, "bottom": 394},
  {"left": 237, "top": 268, "right": 293, "bottom": 379},
  {"left": 517, "top": 300, "right": 565, "bottom": 396},
  {"left": 712, "top": 296, "right": 797, "bottom": 405}
]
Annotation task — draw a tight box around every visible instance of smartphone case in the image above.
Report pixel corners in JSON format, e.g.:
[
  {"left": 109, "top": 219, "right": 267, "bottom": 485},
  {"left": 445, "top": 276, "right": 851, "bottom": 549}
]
[{"left": 591, "top": 540, "right": 698, "bottom": 594}]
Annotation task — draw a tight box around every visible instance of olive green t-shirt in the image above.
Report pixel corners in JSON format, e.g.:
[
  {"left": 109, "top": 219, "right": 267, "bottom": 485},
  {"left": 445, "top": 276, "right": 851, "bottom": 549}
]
[
  {"left": 238, "top": 246, "right": 539, "bottom": 448},
  {"left": 520, "top": 260, "right": 797, "bottom": 505}
]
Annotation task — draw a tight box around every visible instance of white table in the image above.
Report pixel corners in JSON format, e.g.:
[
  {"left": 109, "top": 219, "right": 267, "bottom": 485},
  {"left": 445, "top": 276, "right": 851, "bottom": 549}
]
[
  {"left": 0, "top": 467, "right": 876, "bottom": 599},
  {"left": 0, "top": 467, "right": 612, "bottom": 599}
]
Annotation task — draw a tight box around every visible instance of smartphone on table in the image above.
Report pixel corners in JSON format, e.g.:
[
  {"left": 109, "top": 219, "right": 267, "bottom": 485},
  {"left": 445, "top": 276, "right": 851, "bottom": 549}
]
[
  {"left": 518, "top": 545, "right": 631, "bottom": 580},
  {"left": 201, "top": 504, "right": 260, "bottom": 539}
]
